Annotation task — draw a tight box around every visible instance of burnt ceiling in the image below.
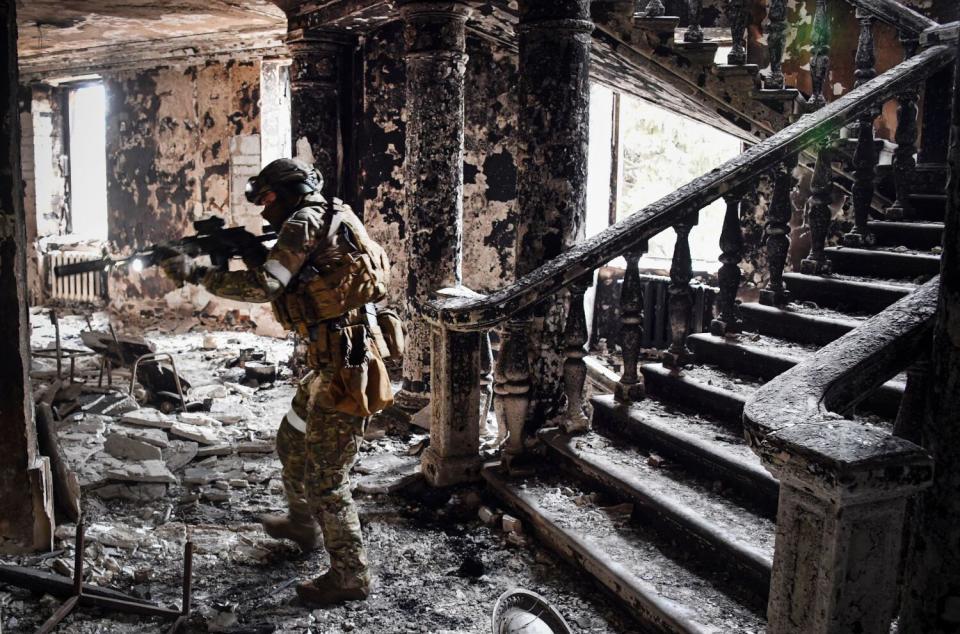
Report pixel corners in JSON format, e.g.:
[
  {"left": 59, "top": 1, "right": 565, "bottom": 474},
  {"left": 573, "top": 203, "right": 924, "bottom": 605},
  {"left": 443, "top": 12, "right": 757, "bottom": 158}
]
[{"left": 17, "top": 0, "right": 287, "bottom": 60}]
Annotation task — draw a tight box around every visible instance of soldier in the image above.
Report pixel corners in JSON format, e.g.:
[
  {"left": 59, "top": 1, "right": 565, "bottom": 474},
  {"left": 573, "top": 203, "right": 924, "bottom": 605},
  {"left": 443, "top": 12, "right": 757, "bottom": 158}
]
[{"left": 160, "top": 158, "right": 393, "bottom": 606}]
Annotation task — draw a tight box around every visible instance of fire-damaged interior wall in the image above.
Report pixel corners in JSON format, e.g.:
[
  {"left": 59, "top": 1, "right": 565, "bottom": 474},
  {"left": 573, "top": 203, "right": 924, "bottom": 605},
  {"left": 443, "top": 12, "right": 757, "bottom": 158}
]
[
  {"left": 359, "top": 22, "right": 520, "bottom": 315},
  {"left": 102, "top": 60, "right": 266, "bottom": 322}
]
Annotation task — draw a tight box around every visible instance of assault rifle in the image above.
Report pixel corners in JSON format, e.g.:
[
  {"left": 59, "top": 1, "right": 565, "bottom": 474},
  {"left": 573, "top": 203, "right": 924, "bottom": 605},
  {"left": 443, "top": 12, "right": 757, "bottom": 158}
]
[{"left": 54, "top": 216, "right": 277, "bottom": 278}]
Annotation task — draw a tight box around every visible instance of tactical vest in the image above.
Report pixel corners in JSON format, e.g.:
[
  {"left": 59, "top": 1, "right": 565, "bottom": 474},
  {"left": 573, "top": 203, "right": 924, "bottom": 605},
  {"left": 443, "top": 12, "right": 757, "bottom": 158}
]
[{"left": 270, "top": 199, "right": 393, "bottom": 366}]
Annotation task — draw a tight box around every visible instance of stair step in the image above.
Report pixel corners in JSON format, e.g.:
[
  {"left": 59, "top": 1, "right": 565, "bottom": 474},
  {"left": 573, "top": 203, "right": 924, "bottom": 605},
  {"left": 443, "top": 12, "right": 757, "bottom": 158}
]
[
  {"left": 591, "top": 392, "right": 779, "bottom": 511},
  {"left": 783, "top": 271, "right": 912, "bottom": 313},
  {"left": 633, "top": 15, "right": 681, "bottom": 33},
  {"left": 825, "top": 246, "right": 940, "bottom": 279},
  {"left": 715, "top": 63, "right": 759, "bottom": 78},
  {"left": 641, "top": 362, "right": 758, "bottom": 423},
  {"left": 483, "top": 466, "right": 768, "bottom": 633},
  {"left": 543, "top": 429, "right": 774, "bottom": 597},
  {"left": 868, "top": 220, "right": 944, "bottom": 251},
  {"left": 673, "top": 40, "right": 720, "bottom": 65},
  {"left": 912, "top": 164, "right": 948, "bottom": 196},
  {"left": 739, "top": 302, "right": 863, "bottom": 346},
  {"left": 907, "top": 193, "right": 946, "bottom": 221},
  {"left": 685, "top": 333, "right": 905, "bottom": 418}
]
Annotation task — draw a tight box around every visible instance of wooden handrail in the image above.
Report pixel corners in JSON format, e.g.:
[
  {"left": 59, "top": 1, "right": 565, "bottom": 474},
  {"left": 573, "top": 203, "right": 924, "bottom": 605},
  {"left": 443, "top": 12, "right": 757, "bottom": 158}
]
[
  {"left": 845, "top": 0, "right": 937, "bottom": 37},
  {"left": 743, "top": 277, "right": 938, "bottom": 446},
  {"left": 421, "top": 44, "right": 956, "bottom": 332}
]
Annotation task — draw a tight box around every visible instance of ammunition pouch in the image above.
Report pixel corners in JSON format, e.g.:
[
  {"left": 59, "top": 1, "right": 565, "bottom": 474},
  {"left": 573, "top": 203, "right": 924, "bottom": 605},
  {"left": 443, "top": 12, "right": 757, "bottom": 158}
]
[{"left": 326, "top": 325, "right": 394, "bottom": 417}]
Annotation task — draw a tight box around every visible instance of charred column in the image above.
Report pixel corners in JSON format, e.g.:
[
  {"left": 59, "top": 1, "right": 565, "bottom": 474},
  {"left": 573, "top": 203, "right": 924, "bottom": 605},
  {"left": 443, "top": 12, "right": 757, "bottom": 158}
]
[
  {"left": 398, "top": 0, "right": 471, "bottom": 408},
  {"left": 0, "top": 0, "right": 53, "bottom": 552},
  {"left": 286, "top": 27, "right": 354, "bottom": 199},
  {"left": 515, "top": 0, "right": 593, "bottom": 423}
]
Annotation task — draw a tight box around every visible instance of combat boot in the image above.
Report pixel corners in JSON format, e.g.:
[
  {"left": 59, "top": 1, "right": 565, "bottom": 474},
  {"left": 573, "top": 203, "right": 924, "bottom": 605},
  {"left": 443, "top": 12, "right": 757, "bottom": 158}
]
[
  {"left": 296, "top": 571, "right": 371, "bottom": 606},
  {"left": 259, "top": 512, "right": 323, "bottom": 551}
]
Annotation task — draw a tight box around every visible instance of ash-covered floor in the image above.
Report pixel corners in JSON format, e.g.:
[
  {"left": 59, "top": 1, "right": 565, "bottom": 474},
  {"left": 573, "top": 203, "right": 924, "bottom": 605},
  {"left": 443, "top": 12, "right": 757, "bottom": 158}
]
[{"left": 0, "top": 308, "right": 637, "bottom": 633}]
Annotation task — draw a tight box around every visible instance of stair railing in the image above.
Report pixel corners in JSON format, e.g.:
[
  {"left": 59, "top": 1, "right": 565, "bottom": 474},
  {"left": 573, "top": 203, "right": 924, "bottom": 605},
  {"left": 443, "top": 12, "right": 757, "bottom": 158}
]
[
  {"left": 742, "top": 278, "right": 938, "bottom": 633},
  {"left": 415, "top": 40, "right": 955, "bottom": 487}
]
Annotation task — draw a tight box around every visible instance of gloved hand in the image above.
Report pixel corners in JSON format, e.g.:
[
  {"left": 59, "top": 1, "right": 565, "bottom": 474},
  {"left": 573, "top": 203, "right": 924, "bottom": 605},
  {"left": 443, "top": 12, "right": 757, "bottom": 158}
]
[
  {"left": 242, "top": 243, "right": 269, "bottom": 269},
  {"left": 160, "top": 254, "right": 206, "bottom": 287}
]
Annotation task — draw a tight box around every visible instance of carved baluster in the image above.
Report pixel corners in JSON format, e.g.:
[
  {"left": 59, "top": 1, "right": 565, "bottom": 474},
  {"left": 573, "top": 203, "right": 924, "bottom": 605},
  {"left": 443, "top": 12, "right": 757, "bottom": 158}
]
[
  {"left": 726, "top": 0, "right": 748, "bottom": 65},
  {"left": 760, "top": 158, "right": 796, "bottom": 306},
  {"left": 800, "top": 142, "right": 833, "bottom": 274},
  {"left": 637, "top": 0, "right": 665, "bottom": 18},
  {"left": 711, "top": 194, "right": 745, "bottom": 335},
  {"left": 762, "top": 0, "right": 787, "bottom": 89},
  {"left": 479, "top": 330, "right": 494, "bottom": 441},
  {"left": 562, "top": 275, "right": 592, "bottom": 434},
  {"left": 494, "top": 318, "right": 532, "bottom": 473},
  {"left": 664, "top": 212, "right": 698, "bottom": 369},
  {"left": 684, "top": 0, "right": 704, "bottom": 43},
  {"left": 888, "top": 33, "right": 920, "bottom": 220},
  {"left": 616, "top": 244, "right": 648, "bottom": 402},
  {"left": 807, "top": 0, "right": 830, "bottom": 109},
  {"left": 844, "top": 15, "right": 878, "bottom": 250}
]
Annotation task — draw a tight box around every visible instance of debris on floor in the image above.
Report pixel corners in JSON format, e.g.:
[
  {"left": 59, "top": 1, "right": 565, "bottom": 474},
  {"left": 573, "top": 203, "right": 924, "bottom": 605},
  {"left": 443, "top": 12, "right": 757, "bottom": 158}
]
[{"left": 0, "top": 308, "right": 638, "bottom": 633}]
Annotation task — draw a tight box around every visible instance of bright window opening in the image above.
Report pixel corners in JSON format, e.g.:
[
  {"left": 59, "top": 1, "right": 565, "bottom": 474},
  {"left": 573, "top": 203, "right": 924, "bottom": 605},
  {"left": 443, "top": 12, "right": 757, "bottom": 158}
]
[
  {"left": 586, "top": 84, "right": 743, "bottom": 274},
  {"left": 67, "top": 82, "right": 108, "bottom": 242},
  {"left": 260, "top": 60, "right": 292, "bottom": 167}
]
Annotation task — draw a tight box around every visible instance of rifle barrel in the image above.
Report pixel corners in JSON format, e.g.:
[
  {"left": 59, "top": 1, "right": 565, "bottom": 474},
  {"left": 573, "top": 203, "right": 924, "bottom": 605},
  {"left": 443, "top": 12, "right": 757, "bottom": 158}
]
[{"left": 54, "top": 258, "right": 113, "bottom": 278}]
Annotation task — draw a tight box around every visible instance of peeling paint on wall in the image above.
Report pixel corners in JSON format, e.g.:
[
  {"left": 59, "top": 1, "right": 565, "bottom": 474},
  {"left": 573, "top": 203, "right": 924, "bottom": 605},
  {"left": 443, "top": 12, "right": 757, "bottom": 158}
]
[
  {"left": 360, "top": 22, "right": 521, "bottom": 316},
  {"left": 102, "top": 59, "right": 265, "bottom": 320}
]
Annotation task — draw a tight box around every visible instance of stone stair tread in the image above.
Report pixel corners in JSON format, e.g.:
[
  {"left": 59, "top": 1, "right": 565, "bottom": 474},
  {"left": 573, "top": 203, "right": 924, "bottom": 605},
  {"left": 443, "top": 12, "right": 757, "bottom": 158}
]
[
  {"left": 663, "top": 363, "right": 764, "bottom": 399},
  {"left": 592, "top": 390, "right": 774, "bottom": 488},
  {"left": 783, "top": 271, "right": 914, "bottom": 313},
  {"left": 774, "top": 301, "right": 871, "bottom": 323},
  {"left": 543, "top": 429, "right": 776, "bottom": 564},
  {"left": 483, "top": 467, "right": 767, "bottom": 633},
  {"left": 821, "top": 272, "right": 920, "bottom": 290},
  {"left": 827, "top": 245, "right": 940, "bottom": 258},
  {"left": 690, "top": 331, "right": 818, "bottom": 360}
]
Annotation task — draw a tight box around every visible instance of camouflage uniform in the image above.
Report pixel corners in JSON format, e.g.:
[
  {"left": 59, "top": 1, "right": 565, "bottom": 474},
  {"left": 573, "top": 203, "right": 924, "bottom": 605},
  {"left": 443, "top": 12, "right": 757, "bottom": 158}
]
[{"left": 202, "top": 192, "right": 372, "bottom": 590}]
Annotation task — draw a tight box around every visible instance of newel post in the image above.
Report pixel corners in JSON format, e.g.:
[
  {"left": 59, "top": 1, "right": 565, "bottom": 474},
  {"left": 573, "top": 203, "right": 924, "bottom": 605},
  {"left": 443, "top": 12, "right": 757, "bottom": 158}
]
[
  {"left": 421, "top": 287, "right": 484, "bottom": 487},
  {"left": 755, "top": 422, "right": 933, "bottom": 633}
]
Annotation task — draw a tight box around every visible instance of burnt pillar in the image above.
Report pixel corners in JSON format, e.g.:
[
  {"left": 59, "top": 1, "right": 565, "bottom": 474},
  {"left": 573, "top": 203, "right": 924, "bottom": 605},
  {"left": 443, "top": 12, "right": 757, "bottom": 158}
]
[
  {"left": 398, "top": 0, "right": 471, "bottom": 409},
  {"left": 898, "top": 35, "right": 960, "bottom": 634},
  {"left": 0, "top": 0, "right": 53, "bottom": 552},
  {"left": 515, "top": 0, "right": 593, "bottom": 423},
  {"left": 286, "top": 27, "right": 354, "bottom": 200}
]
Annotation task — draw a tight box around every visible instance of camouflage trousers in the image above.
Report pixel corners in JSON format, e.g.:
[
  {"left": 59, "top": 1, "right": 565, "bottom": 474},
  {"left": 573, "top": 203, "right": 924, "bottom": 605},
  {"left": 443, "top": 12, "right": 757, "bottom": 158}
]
[{"left": 275, "top": 367, "right": 370, "bottom": 588}]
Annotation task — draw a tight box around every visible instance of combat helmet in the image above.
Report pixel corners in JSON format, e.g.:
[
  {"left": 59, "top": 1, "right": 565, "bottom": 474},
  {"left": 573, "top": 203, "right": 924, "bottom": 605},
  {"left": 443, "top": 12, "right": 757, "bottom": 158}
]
[{"left": 246, "top": 158, "right": 324, "bottom": 229}]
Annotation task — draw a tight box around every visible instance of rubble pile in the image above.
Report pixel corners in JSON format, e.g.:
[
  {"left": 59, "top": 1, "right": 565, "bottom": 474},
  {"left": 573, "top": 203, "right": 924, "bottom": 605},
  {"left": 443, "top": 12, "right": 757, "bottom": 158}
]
[{"left": 0, "top": 309, "right": 634, "bottom": 633}]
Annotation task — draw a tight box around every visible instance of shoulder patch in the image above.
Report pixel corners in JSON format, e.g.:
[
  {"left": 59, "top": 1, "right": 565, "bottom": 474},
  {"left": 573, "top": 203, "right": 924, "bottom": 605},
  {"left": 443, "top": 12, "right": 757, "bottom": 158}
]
[{"left": 277, "top": 217, "right": 311, "bottom": 251}]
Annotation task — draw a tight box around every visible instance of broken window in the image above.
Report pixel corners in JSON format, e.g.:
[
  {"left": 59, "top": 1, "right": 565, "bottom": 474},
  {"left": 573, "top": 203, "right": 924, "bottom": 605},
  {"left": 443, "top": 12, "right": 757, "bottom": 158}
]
[{"left": 66, "top": 81, "right": 108, "bottom": 242}]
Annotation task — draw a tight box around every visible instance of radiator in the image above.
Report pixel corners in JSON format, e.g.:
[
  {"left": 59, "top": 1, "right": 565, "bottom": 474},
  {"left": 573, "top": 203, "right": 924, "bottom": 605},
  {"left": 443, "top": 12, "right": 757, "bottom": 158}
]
[
  {"left": 591, "top": 270, "right": 716, "bottom": 351},
  {"left": 45, "top": 251, "right": 106, "bottom": 303}
]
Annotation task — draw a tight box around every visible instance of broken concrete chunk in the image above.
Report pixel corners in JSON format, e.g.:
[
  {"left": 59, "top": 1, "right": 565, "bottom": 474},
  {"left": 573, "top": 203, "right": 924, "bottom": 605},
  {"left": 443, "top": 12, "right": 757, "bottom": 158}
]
[
  {"left": 209, "top": 399, "right": 252, "bottom": 424},
  {"left": 104, "top": 434, "right": 163, "bottom": 462},
  {"left": 86, "top": 523, "right": 148, "bottom": 549},
  {"left": 502, "top": 515, "right": 523, "bottom": 535},
  {"left": 112, "top": 425, "right": 170, "bottom": 449},
  {"left": 183, "top": 467, "right": 217, "bottom": 486},
  {"left": 235, "top": 441, "right": 273, "bottom": 454},
  {"left": 105, "top": 460, "right": 177, "bottom": 484},
  {"left": 478, "top": 506, "right": 502, "bottom": 526},
  {"left": 163, "top": 440, "right": 199, "bottom": 472},
  {"left": 188, "top": 383, "right": 229, "bottom": 400},
  {"left": 202, "top": 488, "right": 231, "bottom": 503},
  {"left": 178, "top": 412, "right": 220, "bottom": 427},
  {"left": 120, "top": 408, "right": 174, "bottom": 429},
  {"left": 197, "top": 444, "right": 234, "bottom": 458},
  {"left": 202, "top": 335, "right": 219, "bottom": 350},
  {"left": 170, "top": 422, "right": 222, "bottom": 446},
  {"left": 354, "top": 454, "right": 422, "bottom": 494},
  {"left": 91, "top": 483, "right": 168, "bottom": 502}
]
